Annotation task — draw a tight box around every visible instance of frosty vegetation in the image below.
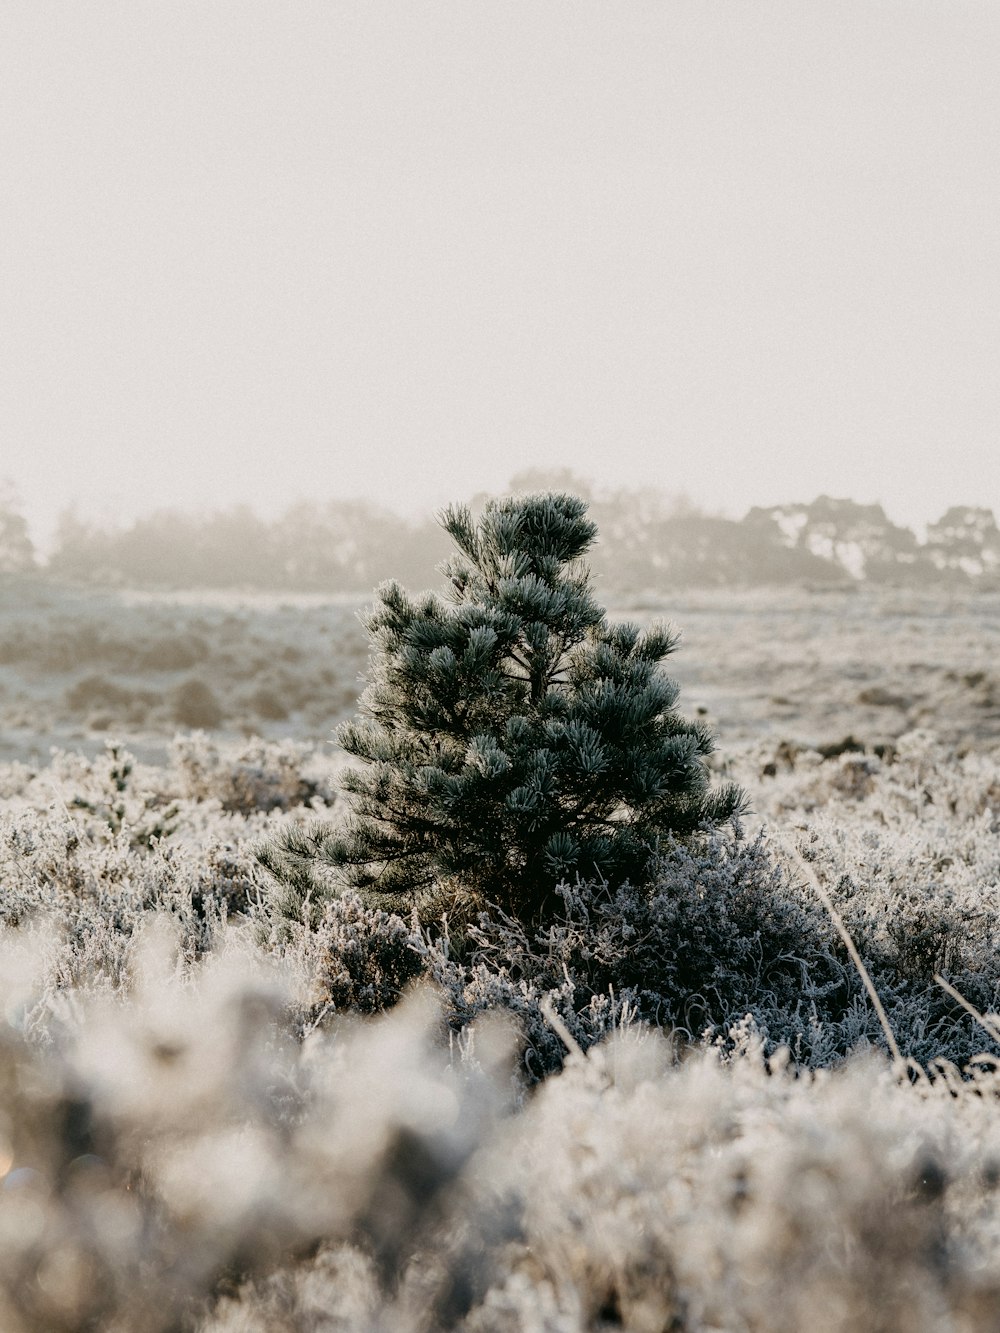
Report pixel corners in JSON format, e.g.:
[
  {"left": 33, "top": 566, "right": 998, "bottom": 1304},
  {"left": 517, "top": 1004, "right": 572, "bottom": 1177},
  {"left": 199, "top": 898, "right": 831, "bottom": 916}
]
[{"left": 2, "top": 495, "right": 1000, "bottom": 1329}]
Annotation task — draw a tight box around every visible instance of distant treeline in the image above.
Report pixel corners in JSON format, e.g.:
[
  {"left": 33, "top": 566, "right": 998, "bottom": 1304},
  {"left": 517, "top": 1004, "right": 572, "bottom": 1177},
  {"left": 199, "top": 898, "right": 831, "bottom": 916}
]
[{"left": 2, "top": 469, "right": 999, "bottom": 591}]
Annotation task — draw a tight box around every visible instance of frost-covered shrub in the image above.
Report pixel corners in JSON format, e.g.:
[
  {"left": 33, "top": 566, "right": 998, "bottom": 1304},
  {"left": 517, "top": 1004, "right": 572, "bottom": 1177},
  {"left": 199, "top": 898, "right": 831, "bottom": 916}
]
[
  {"left": 460, "top": 1031, "right": 997, "bottom": 1333},
  {"left": 0, "top": 742, "right": 320, "bottom": 999},
  {"left": 746, "top": 730, "right": 1000, "bottom": 1068},
  {"left": 786, "top": 818, "right": 1000, "bottom": 1068},
  {"left": 6, "top": 724, "right": 1000, "bottom": 1328},
  {"left": 0, "top": 943, "right": 510, "bottom": 1333},
  {"left": 0, "top": 812, "right": 234, "bottom": 997},
  {"left": 413, "top": 827, "right": 838, "bottom": 1079},
  {"left": 4, "top": 940, "right": 1000, "bottom": 1333},
  {"left": 750, "top": 727, "right": 1000, "bottom": 826},
  {"left": 412, "top": 811, "right": 1000, "bottom": 1077},
  {"left": 22, "top": 742, "right": 183, "bottom": 848},
  {"left": 261, "top": 893, "right": 428, "bottom": 1027},
  {"left": 170, "top": 733, "right": 337, "bottom": 815}
]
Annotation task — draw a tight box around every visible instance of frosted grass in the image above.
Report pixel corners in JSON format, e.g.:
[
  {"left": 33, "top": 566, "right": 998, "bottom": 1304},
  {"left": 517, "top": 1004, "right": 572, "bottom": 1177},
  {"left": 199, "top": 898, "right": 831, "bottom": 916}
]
[
  {"left": 2, "top": 578, "right": 1000, "bottom": 1328},
  {"left": 0, "top": 727, "right": 999, "bottom": 1327}
]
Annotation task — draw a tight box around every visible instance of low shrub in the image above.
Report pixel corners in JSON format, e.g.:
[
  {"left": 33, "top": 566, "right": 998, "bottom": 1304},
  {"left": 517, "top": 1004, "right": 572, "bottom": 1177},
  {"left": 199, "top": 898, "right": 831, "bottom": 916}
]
[
  {"left": 133, "top": 631, "right": 210, "bottom": 671},
  {"left": 65, "top": 674, "right": 156, "bottom": 714},
  {"left": 170, "top": 734, "right": 333, "bottom": 815},
  {"left": 171, "top": 678, "right": 224, "bottom": 729}
]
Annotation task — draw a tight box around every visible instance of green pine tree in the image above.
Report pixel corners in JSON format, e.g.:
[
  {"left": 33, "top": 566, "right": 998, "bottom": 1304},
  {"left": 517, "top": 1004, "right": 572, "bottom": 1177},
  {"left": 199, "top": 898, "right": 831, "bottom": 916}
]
[{"left": 257, "top": 492, "right": 746, "bottom": 924}]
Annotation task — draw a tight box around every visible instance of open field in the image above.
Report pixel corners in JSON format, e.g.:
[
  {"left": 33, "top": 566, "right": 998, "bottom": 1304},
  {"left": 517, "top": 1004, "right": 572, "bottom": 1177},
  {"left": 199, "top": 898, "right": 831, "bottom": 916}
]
[
  {"left": 3, "top": 576, "right": 1000, "bottom": 766},
  {"left": 2, "top": 576, "right": 1000, "bottom": 1330}
]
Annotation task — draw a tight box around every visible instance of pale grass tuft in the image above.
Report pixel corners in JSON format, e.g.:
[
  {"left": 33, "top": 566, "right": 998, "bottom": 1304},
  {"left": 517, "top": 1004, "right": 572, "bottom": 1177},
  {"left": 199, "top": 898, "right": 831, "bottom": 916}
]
[{"left": 777, "top": 831, "right": 904, "bottom": 1066}]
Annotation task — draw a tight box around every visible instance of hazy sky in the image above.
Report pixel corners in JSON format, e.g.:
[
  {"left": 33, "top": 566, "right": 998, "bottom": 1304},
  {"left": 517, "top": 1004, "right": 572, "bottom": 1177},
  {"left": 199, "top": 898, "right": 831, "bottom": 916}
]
[{"left": 2, "top": 2, "right": 999, "bottom": 543}]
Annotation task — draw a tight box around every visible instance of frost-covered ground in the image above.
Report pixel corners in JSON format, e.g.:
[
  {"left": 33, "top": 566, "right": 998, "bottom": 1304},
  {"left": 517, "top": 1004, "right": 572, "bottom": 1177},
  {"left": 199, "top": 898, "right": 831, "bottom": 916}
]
[
  {"left": 0, "top": 581, "right": 369, "bottom": 765},
  {"left": 4, "top": 578, "right": 999, "bottom": 764},
  {"left": 2, "top": 577, "right": 1000, "bottom": 1330}
]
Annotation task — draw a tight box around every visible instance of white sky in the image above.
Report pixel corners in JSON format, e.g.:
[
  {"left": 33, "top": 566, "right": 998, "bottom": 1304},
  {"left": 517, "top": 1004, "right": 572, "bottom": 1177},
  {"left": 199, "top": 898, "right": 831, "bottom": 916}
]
[{"left": 2, "top": 2, "right": 999, "bottom": 544}]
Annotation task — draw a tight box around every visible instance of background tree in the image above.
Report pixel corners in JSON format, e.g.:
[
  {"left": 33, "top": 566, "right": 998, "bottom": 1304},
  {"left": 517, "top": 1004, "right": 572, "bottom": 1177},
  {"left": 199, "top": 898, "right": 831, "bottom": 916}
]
[
  {"left": 925, "top": 506, "right": 1000, "bottom": 583},
  {"left": 0, "top": 482, "right": 35, "bottom": 575},
  {"left": 258, "top": 492, "right": 746, "bottom": 923}
]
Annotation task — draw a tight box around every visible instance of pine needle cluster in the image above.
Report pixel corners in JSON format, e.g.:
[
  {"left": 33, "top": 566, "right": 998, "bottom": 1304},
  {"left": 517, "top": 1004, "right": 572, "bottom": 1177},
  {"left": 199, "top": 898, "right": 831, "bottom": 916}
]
[{"left": 258, "top": 492, "right": 746, "bottom": 922}]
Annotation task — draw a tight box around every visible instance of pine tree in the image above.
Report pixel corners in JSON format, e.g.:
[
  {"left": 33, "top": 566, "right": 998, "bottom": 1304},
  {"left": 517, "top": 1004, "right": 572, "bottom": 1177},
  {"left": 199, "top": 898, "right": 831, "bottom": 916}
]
[{"left": 258, "top": 492, "right": 746, "bottom": 924}]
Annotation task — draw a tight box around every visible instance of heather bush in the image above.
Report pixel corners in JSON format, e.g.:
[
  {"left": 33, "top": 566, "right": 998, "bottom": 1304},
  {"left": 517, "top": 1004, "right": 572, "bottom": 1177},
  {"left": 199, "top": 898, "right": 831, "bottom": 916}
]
[
  {"left": 3, "top": 935, "right": 1000, "bottom": 1332},
  {"left": 65, "top": 674, "right": 156, "bottom": 717},
  {"left": 171, "top": 677, "right": 225, "bottom": 729},
  {"left": 260, "top": 893, "right": 428, "bottom": 1028},
  {"left": 170, "top": 733, "right": 336, "bottom": 815},
  {"left": 0, "top": 740, "right": 325, "bottom": 999},
  {"left": 414, "top": 828, "right": 838, "bottom": 1078},
  {"left": 744, "top": 729, "right": 1000, "bottom": 1067}
]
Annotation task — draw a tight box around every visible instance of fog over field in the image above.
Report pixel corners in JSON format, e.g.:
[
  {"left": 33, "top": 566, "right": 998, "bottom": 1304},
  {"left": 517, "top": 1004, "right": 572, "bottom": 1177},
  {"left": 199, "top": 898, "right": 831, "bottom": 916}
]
[
  {"left": 4, "top": 2, "right": 1000, "bottom": 1329},
  {"left": 3, "top": 2, "right": 999, "bottom": 536}
]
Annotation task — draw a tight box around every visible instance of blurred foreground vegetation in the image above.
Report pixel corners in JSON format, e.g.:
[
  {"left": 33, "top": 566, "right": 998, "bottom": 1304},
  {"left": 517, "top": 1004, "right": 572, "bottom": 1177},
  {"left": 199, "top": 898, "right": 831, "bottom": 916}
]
[{"left": 2, "top": 722, "right": 1000, "bottom": 1329}]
